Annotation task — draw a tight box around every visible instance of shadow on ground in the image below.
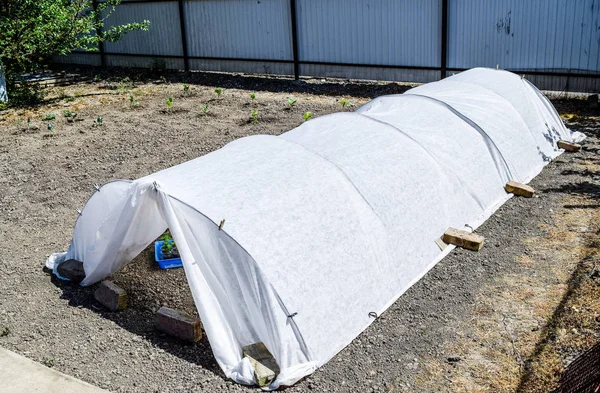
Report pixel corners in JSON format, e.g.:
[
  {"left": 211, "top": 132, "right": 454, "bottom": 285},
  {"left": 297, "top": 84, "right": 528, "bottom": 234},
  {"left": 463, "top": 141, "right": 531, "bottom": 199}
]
[
  {"left": 516, "top": 99, "right": 600, "bottom": 392},
  {"left": 46, "top": 64, "right": 414, "bottom": 99},
  {"left": 47, "top": 267, "right": 226, "bottom": 380},
  {"left": 515, "top": 246, "right": 599, "bottom": 393}
]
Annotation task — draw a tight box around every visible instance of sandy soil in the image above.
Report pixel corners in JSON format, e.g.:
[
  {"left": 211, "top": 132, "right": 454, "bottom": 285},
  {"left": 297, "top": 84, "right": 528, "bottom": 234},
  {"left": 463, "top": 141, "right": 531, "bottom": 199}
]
[{"left": 0, "top": 69, "right": 598, "bottom": 393}]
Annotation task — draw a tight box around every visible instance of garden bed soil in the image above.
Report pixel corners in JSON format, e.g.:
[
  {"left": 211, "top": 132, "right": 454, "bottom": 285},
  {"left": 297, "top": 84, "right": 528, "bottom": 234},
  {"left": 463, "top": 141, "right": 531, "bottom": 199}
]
[{"left": 0, "top": 70, "right": 598, "bottom": 392}]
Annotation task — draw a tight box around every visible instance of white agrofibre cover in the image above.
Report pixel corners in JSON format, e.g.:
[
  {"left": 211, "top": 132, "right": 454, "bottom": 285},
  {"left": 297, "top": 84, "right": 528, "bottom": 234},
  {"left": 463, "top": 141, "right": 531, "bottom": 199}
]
[{"left": 47, "top": 68, "right": 584, "bottom": 389}]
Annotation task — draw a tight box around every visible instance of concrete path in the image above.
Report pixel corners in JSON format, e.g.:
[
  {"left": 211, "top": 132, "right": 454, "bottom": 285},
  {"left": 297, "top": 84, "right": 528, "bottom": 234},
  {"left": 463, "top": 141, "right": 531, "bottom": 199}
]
[{"left": 0, "top": 347, "right": 109, "bottom": 393}]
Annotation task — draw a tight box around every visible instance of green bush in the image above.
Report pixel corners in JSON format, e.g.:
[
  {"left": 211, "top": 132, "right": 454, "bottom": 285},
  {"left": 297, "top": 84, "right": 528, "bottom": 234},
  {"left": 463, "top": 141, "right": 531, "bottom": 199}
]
[{"left": 0, "top": 0, "right": 149, "bottom": 104}]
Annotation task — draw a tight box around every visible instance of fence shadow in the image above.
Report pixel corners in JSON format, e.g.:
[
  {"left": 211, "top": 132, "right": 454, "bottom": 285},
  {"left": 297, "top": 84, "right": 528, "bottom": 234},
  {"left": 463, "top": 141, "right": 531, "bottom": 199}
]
[{"left": 51, "top": 64, "right": 414, "bottom": 99}]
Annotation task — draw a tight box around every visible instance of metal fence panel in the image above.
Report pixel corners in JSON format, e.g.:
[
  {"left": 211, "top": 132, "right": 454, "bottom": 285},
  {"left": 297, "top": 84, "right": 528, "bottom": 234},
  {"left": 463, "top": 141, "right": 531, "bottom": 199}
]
[
  {"left": 54, "top": 0, "right": 600, "bottom": 92},
  {"left": 103, "top": 2, "right": 183, "bottom": 56},
  {"left": 183, "top": 0, "right": 293, "bottom": 60},
  {"left": 448, "top": 0, "right": 600, "bottom": 73},
  {"left": 296, "top": 0, "right": 441, "bottom": 67}
]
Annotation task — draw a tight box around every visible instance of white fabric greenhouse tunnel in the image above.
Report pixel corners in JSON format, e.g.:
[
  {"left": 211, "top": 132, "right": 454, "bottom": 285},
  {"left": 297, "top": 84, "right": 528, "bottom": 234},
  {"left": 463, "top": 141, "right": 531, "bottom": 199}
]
[{"left": 47, "top": 68, "right": 585, "bottom": 389}]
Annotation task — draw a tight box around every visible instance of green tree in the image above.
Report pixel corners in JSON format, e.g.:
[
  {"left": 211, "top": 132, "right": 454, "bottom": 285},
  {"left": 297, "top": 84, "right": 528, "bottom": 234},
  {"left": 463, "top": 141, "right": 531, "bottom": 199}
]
[{"left": 0, "top": 0, "right": 149, "bottom": 103}]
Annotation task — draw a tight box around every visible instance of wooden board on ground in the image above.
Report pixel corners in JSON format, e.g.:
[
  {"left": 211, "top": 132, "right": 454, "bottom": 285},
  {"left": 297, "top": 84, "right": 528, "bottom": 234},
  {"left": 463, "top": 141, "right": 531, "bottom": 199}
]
[{"left": 442, "top": 228, "right": 485, "bottom": 251}]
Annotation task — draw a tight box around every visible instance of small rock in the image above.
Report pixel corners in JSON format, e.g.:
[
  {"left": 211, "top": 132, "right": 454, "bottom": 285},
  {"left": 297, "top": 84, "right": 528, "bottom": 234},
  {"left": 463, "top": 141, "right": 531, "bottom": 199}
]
[
  {"left": 242, "top": 342, "right": 280, "bottom": 387},
  {"left": 447, "top": 355, "right": 461, "bottom": 363},
  {"left": 94, "top": 280, "right": 127, "bottom": 311},
  {"left": 56, "top": 259, "right": 86, "bottom": 283}
]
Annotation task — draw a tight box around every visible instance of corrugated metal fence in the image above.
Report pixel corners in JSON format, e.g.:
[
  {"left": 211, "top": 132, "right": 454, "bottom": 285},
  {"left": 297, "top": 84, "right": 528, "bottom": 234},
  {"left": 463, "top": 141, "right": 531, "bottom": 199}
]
[{"left": 56, "top": 0, "right": 600, "bottom": 92}]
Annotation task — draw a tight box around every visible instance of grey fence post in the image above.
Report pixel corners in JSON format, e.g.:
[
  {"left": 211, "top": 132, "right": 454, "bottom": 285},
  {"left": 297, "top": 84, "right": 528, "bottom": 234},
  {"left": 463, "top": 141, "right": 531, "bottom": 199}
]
[
  {"left": 290, "top": 0, "right": 300, "bottom": 80},
  {"left": 177, "top": 0, "right": 190, "bottom": 71},
  {"left": 441, "top": 0, "right": 448, "bottom": 79}
]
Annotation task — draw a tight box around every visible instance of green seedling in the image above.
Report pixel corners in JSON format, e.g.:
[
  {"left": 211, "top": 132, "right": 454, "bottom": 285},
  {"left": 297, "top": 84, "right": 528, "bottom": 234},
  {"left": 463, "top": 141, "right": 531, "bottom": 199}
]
[
  {"left": 166, "top": 96, "right": 173, "bottom": 110},
  {"left": 63, "top": 110, "right": 73, "bottom": 118},
  {"left": 250, "top": 109, "right": 259, "bottom": 123},
  {"left": 250, "top": 92, "right": 256, "bottom": 101},
  {"left": 183, "top": 83, "right": 190, "bottom": 94},
  {"left": 160, "top": 232, "right": 178, "bottom": 256},
  {"left": 64, "top": 96, "right": 75, "bottom": 102},
  {"left": 42, "top": 357, "right": 55, "bottom": 368},
  {"left": 1, "top": 327, "right": 10, "bottom": 337},
  {"left": 42, "top": 113, "right": 56, "bottom": 121},
  {"left": 340, "top": 98, "right": 350, "bottom": 109},
  {"left": 214, "top": 87, "right": 223, "bottom": 97},
  {"left": 287, "top": 97, "right": 297, "bottom": 108},
  {"left": 48, "top": 123, "right": 55, "bottom": 134},
  {"left": 96, "top": 116, "right": 103, "bottom": 126},
  {"left": 201, "top": 104, "right": 209, "bottom": 115},
  {"left": 117, "top": 77, "right": 133, "bottom": 93},
  {"left": 129, "top": 93, "right": 139, "bottom": 106},
  {"left": 303, "top": 111, "right": 313, "bottom": 121}
]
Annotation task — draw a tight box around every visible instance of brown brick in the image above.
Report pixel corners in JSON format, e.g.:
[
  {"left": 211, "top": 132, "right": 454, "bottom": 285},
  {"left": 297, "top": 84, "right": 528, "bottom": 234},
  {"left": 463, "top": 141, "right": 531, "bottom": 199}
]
[
  {"left": 94, "top": 280, "right": 127, "bottom": 311},
  {"left": 557, "top": 140, "right": 581, "bottom": 152},
  {"left": 504, "top": 181, "right": 535, "bottom": 198},
  {"left": 242, "top": 342, "right": 280, "bottom": 387},
  {"left": 155, "top": 307, "right": 202, "bottom": 343},
  {"left": 442, "top": 228, "right": 484, "bottom": 251}
]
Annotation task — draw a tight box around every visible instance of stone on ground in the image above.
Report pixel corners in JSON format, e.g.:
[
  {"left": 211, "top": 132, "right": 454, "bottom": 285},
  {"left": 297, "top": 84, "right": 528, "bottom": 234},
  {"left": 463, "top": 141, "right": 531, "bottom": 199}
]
[
  {"left": 94, "top": 280, "right": 127, "bottom": 311},
  {"left": 56, "top": 259, "right": 86, "bottom": 283},
  {"left": 242, "top": 342, "right": 281, "bottom": 387},
  {"left": 155, "top": 306, "right": 202, "bottom": 343}
]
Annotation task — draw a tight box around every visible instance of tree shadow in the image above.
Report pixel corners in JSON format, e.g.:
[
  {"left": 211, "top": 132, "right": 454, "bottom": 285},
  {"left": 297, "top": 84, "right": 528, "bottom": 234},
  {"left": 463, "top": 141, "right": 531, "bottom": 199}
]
[
  {"left": 39, "top": 91, "right": 114, "bottom": 106},
  {"left": 543, "top": 181, "right": 600, "bottom": 201}
]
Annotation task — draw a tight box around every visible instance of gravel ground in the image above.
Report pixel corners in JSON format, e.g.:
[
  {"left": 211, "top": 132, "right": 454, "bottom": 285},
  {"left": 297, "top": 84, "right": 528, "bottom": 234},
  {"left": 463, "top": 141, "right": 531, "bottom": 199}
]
[{"left": 0, "top": 71, "right": 598, "bottom": 393}]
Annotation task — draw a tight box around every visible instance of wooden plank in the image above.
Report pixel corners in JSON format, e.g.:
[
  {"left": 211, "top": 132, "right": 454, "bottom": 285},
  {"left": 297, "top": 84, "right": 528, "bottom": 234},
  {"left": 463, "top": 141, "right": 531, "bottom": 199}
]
[
  {"left": 442, "top": 228, "right": 484, "bottom": 251},
  {"left": 557, "top": 140, "right": 582, "bottom": 152},
  {"left": 504, "top": 181, "right": 535, "bottom": 198}
]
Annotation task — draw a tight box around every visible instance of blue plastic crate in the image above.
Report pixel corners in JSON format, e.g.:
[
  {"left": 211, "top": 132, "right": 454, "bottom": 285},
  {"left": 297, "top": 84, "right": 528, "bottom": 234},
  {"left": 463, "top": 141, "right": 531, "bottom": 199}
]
[{"left": 154, "top": 240, "right": 183, "bottom": 269}]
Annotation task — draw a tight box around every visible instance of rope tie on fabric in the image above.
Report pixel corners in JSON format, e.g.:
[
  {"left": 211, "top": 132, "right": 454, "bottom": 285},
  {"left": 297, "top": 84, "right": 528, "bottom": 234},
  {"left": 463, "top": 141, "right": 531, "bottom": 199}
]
[
  {"left": 287, "top": 312, "right": 298, "bottom": 318},
  {"left": 152, "top": 181, "right": 158, "bottom": 191},
  {"left": 218, "top": 219, "right": 226, "bottom": 231},
  {"left": 93, "top": 183, "right": 100, "bottom": 192},
  {"left": 368, "top": 312, "right": 378, "bottom": 319},
  {"left": 76, "top": 208, "right": 82, "bottom": 216},
  {"left": 464, "top": 224, "right": 474, "bottom": 232}
]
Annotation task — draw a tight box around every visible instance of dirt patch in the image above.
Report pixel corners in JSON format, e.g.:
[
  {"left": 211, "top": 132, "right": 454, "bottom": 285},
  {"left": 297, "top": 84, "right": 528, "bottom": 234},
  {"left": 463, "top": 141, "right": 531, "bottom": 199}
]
[
  {"left": 409, "top": 105, "right": 600, "bottom": 393},
  {"left": 413, "top": 195, "right": 600, "bottom": 393},
  {"left": 0, "top": 70, "right": 598, "bottom": 393}
]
